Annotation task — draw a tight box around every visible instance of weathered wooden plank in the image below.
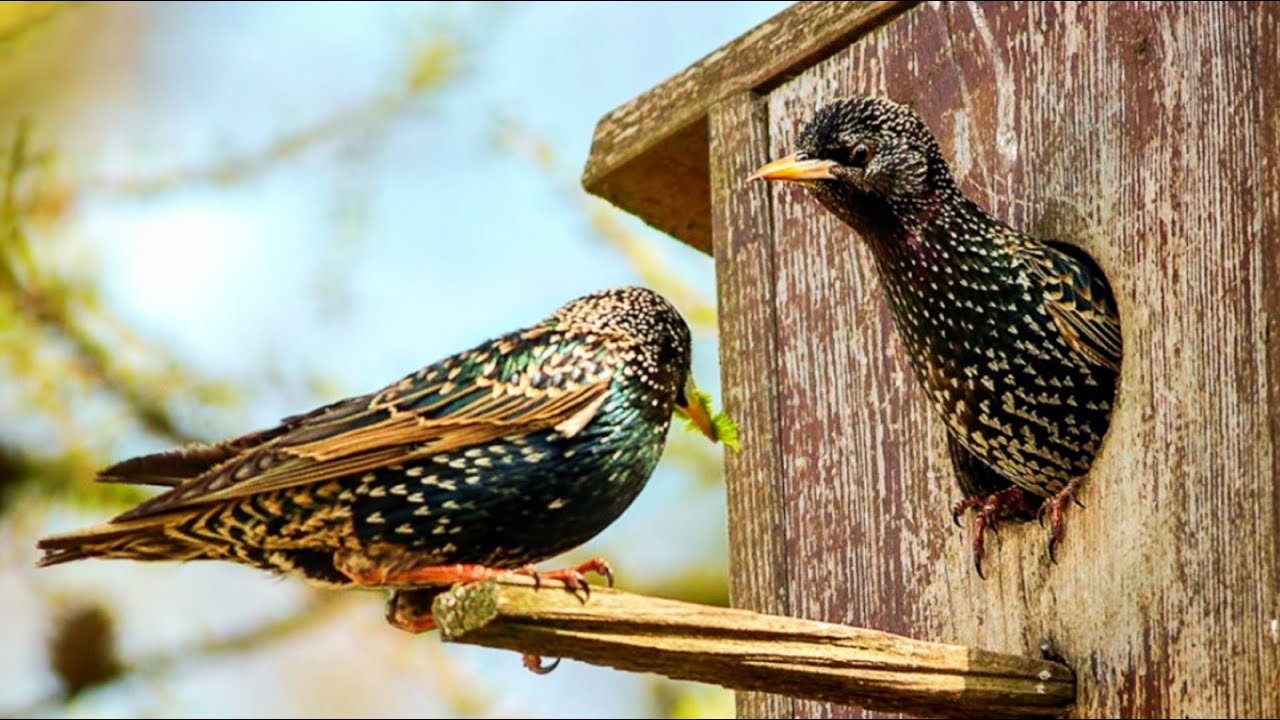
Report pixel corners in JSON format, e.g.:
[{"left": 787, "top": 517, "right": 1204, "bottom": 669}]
[
  {"left": 765, "top": 28, "right": 966, "bottom": 715},
  {"left": 758, "top": 2, "right": 1279, "bottom": 717},
  {"left": 431, "top": 578, "right": 1075, "bottom": 719},
  {"left": 709, "top": 91, "right": 793, "bottom": 718},
  {"left": 1264, "top": 7, "right": 1280, "bottom": 716},
  {"left": 583, "top": 0, "right": 919, "bottom": 254}
]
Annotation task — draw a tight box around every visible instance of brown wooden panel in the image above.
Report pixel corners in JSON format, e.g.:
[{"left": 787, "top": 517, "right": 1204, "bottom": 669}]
[
  {"left": 584, "top": 1, "right": 918, "bottom": 254},
  {"left": 1266, "top": 9, "right": 1280, "bottom": 716},
  {"left": 758, "top": 2, "right": 1279, "bottom": 717},
  {"left": 709, "top": 92, "right": 795, "bottom": 718}
]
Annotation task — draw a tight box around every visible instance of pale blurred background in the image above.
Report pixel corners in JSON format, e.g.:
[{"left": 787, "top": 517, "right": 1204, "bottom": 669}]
[{"left": 0, "top": 2, "right": 791, "bottom": 717}]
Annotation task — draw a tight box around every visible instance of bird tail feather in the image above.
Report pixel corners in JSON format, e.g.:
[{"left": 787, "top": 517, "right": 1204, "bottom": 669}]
[{"left": 35, "top": 514, "right": 205, "bottom": 567}]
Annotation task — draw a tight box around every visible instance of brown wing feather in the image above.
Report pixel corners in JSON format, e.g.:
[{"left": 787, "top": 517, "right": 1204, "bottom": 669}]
[
  {"left": 98, "top": 394, "right": 375, "bottom": 487},
  {"left": 113, "top": 373, "right": 612, "bottom": 521},
  {"left": 98, "top": 445, "right": 243, "bottom": 488},
  {"left": 1023, "top": 241, "right": 1123, "bottom": 372},
  {"left": 197, "top": 381, "right": 611, "bottom": 503}
]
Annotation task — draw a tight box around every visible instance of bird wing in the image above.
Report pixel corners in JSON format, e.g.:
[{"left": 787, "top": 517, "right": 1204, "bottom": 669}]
[
  {"left": 1022, "top": 240, "right": 1123, "bottom": 373},
  {"left": 97, "top": 394, "right": 378, "bottom": 487},
  {"left": 96, "top": 443, "right": 249, "bottom": 487},
  {"left": 113, "top": 329, "right": 616, "bottom": 521}
]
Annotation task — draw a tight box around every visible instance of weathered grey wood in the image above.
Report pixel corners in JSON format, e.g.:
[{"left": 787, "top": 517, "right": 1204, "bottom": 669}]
[
  {"left": 431, "top": 578, "right": 1075, "bottom": 719},
  {"left": 756, "top": 2, "right": 1280, "bottom": 717},
  {"left": 582, "top": 0, "right": 918, "bottom": 254},
  {"left": 1268, "top": 8, "right": 1280, "bottom": 716},
  {"left": 709, "top": 91, "right": 793, "bottom": 718}
]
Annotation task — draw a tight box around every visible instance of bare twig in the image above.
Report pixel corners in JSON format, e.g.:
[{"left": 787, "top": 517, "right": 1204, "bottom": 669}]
[{"left": 433, "top": 578, "right": 1075, "bottom": 720}]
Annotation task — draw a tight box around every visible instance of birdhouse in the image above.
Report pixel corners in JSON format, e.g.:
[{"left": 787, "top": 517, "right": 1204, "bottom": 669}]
[{"left": 582, "top": 1, "right": 1279, "bottom": 717}]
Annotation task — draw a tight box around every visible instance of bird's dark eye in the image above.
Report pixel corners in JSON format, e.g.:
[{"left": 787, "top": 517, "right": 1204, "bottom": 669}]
[{"left": 849, "top": 144, "right": 873, "bottom": 168}]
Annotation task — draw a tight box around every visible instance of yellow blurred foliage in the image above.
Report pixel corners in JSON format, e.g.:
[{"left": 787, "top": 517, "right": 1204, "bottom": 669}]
[{"left": 0, "top": 2, "right": 76, "bottom": 44}]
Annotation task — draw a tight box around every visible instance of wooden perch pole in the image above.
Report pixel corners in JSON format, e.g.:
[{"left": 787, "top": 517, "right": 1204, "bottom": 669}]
[{"left": 431, "top": 578, "right": 1074, "bottom": 719}]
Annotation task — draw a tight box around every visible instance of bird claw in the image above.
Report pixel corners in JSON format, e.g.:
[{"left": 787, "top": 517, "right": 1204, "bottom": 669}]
[
  {"left": 515, "top": 557, "right": 613, "bottom": 601},
  {"left": 954, "top": 487, "right": 1037, "bottom": 579},
  {"left": 522, "top": 653, "right": 561, "bottom": 675},
  {"left": 1043, "top": 476, "right": 1086, "bottom": 564},
  {"left": 951, "top": 496, "right": 984, "bottom": 527},
  {"left": 381, "top": 580, "right": 573, "bottom": 676},
  {"left": 510, "top": 558, "right": 614, "bottom": 675}
]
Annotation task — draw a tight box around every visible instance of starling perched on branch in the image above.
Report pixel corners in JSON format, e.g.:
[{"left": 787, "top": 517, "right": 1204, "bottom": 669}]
[
  {"left": 752, "top": 97, "right": 1121, "bottom": 575},
  {"left": 38, "top": 286, "right": 719, "bottom": 667}
]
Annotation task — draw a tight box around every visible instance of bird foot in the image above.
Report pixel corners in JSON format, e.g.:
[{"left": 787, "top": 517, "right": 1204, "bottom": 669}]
[
  {"left": 365, "top": 555, "right": 614, "bottom": 677},
  {"left": 337, "top": 548, "right": 614, "bottom": 598},
  {"left": 508, "top": 558, "right": 612, "bottom": 674},
  {"left": 522, "top": 654, "right": 561, "bottom": 675},
  {"left": 953, "top": 487, "right": 1038, "bottom": 579},
  {"left": 1038, "top": 475, "right": 1086, "bottom": 563},
  {"left": 338, "top": 556, "right": 514, "bottom": 588},
  {"left": 516, "top": 557, "right": 614, "bottom": 600}
]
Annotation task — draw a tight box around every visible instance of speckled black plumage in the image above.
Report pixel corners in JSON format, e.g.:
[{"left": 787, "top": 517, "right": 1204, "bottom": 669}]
[
  {"left": 38, "top": 287, "right": 700, "bottom": 591},
  {"left": 756, "top": 97, "right": 1122, "bottom": 569}
]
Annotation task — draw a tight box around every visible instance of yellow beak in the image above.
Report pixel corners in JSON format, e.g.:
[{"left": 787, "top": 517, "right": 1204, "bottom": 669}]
[
  {"left": 674, "top": 375, "right": 717, "bottom": 443},
  {"left": 748, "top": 153, "right": 838, "bottom": 182}
]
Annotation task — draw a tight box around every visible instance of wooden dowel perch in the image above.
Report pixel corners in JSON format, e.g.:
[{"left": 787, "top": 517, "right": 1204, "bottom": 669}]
[{"left": 431, "top": 577, "right": 1074, "bottom": 719}]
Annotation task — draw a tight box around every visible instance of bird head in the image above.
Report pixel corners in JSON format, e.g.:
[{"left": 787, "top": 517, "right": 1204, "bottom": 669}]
[
  {"left": 749, "top": 97, "right": 955, "bottom": 217},
  {"left": 552, "top": 287, "right": 716, "bottom": 443}
]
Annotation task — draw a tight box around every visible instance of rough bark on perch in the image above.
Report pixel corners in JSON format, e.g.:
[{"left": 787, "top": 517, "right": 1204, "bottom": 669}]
[{"left": 431, "top": 577, "right": 1073, "bottom": 719}]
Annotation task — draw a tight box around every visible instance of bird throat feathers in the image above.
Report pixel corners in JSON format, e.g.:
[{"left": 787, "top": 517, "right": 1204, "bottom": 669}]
[{"left": 810, "top": 183, "right": 970, "bottom": 291}]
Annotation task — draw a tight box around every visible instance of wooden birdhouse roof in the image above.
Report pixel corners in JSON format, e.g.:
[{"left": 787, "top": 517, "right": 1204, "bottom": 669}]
[{"left": 580, "top": 1, "right": 916, "bottom": 254}]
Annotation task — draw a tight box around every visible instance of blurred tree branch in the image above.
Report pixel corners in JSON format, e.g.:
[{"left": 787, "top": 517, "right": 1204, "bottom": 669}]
[
  {"left": 0, "top": 442, "right": 126, "bottom": 514},
  {"left": 7, "top": 590, "right": 356, "bottom": 717},
  {"left": 0, "top": 21, "right": 474, "bottom": 493},
  {"left": 9, "top": 587, "right": 509, "bottom": 719},
  {"left": 584, "top": 201, "right": 719, "bottom": 330},
  {"left": 1, "top": 124, "right": 233, "bottom": 458},
  {"left": 80, "top": 32, "right": 463, "bottom": 198},
  {"left": 494, "top": 118, "right": 719, "bottom": 332},
  {"left": 0, "top": 2, "right": 81, "bottom": 47}
]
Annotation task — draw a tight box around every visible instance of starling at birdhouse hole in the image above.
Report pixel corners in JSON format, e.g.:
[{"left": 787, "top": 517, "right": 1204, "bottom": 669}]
[{"left": 753, "top": 97, "right": 1121, "bottom": 576}]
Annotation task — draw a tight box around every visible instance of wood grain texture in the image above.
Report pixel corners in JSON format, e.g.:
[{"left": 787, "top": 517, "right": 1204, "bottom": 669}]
[
  {"left": 431, "top": 578, "right": 1075, "bottom": 719},
  {"left": 710, "top": 92, "right": 793, "bottom": 718},
  {"left": 582, "top": 0, "right": 918, "bottom": 254},
  {"left": 754, "top": 2, "right": 1279, "bottom": 717},
  {"left": 1267, "top": 8, "right": 1280, "bottom": 713}
]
